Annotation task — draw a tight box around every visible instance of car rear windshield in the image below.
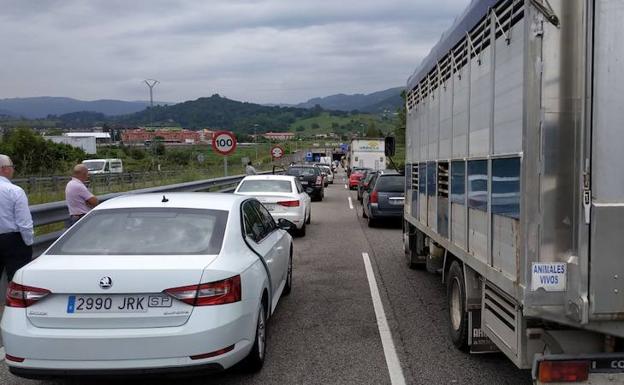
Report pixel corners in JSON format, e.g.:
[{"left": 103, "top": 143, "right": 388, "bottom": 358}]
[
  {"left": 375, "top": 175, "right": 405, "bottom": 192},
  {"left": 287, "top": 167, "right": 317, "bottom": 176},
  {"left": 48, "top": 208, "right": 228, "bottom": 255},
  {"left": 238, "top": 180, "right": 293, "bottom": 193}
]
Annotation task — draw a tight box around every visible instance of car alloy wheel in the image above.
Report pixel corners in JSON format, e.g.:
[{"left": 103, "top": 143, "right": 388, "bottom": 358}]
[{"left": 242, "top": 303, "right": 267, "bottom": 371}]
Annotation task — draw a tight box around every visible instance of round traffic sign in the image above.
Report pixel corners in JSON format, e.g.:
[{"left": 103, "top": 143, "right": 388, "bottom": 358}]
[
  {"left": 212, "top": 131, "right": 237, "bottom": 156},
  {"left": 271, "top": 145, "right": 285, "bottom": 159}
]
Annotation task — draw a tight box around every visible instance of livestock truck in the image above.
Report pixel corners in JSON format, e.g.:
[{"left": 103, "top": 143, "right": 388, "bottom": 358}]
[
  {"left": 348, "top": 139, "right": 386, "bottom": 171},
  {"left": 402, "top": 0, "right": 624, "bottom": 383}
]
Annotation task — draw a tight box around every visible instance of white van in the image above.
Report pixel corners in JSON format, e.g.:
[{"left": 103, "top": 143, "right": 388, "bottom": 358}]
[{"left": 82, "top": 159, "right": 123, "bottom": 174}]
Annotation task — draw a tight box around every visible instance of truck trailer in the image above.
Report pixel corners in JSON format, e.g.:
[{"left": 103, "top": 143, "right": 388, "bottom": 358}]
[
  {"left": 403, "top": 0, "right": 624, "bottom": 383},
  {"left": 348, "top": 139, "right": 386, "bottom": 171}
]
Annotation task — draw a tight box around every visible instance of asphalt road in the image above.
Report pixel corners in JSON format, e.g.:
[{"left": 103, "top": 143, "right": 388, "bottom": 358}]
[{"left": 0, "top": 171, "right": 531, "bottom": 385}]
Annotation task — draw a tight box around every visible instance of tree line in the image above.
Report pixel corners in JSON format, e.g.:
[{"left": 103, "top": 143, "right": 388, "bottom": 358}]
[{"left": 0, "top": 128, "right": 86, "bottom": 176}]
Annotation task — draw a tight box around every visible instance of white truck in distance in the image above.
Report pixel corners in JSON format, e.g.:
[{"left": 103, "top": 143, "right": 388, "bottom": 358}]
[
  {"left": 348, "top": 139, "right": 385, "bottom": 171},
  {"left": 82, "top": 159, "right": 123, "bottom": 174}
]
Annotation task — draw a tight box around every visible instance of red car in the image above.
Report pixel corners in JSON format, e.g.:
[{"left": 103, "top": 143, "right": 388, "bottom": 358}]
[{"left": 349, "top": 169, "right": 368, "bottom": 189}]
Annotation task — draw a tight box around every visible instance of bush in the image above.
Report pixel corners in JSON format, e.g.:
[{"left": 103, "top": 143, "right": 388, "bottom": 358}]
[{"left": 0, "top": 128, "right": 86, "bottom": 176}]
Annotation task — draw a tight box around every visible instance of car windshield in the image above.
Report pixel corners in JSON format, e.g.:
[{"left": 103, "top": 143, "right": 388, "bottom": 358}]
[
  {"left": 48, "top": 208, "right": 228, "bottom": 255},
  {"left": 287, "top": 167, "right": 317, "bottom": 176},
  {"left": 375, "top": 175, "right": 405, "bottom": 192},
  {"left": 83, "top": 161, "right": 105, "bottom": 172},
  {"left": 238, "top": 180, "right": 293, "bottom": 193}
]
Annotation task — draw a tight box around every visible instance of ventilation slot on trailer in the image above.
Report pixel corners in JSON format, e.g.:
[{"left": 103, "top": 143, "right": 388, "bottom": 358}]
[
  {"left": 412, "top": 164, "right": 419, "bottom": 192},
  {"left": 493, "top": 0, "right": 525, "bottom": 43},
  {"left": 482, "top": 282, "right": 520, "bottom": 358},
  {"left": 437, "top": 162, "right": 449, "bottom": 198}
]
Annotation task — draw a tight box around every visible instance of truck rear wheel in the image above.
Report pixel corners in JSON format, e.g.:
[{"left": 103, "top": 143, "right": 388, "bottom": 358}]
[
  {"left": 404, "top": 222, "right": 425, "bottom": 269},
  {"left": 447, "top": 261, "right": 469, "bottom": 351}
]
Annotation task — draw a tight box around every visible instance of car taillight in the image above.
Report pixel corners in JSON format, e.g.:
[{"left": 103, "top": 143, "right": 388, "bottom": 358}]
[
  {"left": 538, "top": 360, "right": 590, "bottom": 383},
  {"left": 277, "top": 200, "right": 300, "bottom": 207},
  {"left": 316, "top": 176, "right": 322, "bottom": 186},
  {"left": 370, "top": 190, "right": 379, "bottom": 203},
  {"left": 165, "top": 275, "right": 241, "bottom": 306},
  {"left": 6, "top": 282, "right": 51, "bottom": 308}
]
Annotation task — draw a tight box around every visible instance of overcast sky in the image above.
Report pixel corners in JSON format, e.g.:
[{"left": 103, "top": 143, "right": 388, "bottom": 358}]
[{"left": 0, "top": 0, "right": 469, "bottom": 104}]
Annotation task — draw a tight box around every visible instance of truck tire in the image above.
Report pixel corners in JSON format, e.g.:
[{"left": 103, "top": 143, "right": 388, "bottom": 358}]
[
  {"left": 447, "top": 261, "right": 469, "bottom": 351},
  {"left": 404, "top": 222, "right": 425, "bottom": 269}
]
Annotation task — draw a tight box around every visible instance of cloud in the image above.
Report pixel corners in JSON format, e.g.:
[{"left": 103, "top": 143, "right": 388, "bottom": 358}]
[{"left": 0, "top": 0, "right": 469, "bottom": 104}]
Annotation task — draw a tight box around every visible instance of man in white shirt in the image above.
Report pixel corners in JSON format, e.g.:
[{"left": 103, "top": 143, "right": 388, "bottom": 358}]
[
  {"left": 0, "top": 154, "right": 33, "bottom": 281},
  {"left": 245, "top": 161, "right": 257, "bottom": 175},
  {"left": 65, "top": 164, "right": 98, "bottom": 225}
]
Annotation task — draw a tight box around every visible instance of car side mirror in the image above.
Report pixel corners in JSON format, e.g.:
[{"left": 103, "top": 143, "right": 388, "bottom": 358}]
[
  {"left": 277, "top": 218, "right": 296, "bottom": 232},
  {"left": 385, "top": 136, "right": 396, "bottom": 157}
]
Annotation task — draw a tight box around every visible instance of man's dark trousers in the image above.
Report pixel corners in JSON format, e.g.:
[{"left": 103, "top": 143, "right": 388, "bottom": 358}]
[{"left": 0, "top": 232, "right": 32, "bottom": 281}]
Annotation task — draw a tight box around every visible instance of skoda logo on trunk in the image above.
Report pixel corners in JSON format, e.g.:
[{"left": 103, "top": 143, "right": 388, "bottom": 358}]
[{"left": 99, "top": 276, "right": 113, "bottom": 289}]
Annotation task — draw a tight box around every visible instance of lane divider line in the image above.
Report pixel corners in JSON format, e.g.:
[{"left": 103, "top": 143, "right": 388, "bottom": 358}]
[
  {"left": 344, "top": 184, "right": 348, "bottom": 189},
  {"left": 348, "top": 197, "right": 354, "bottom": 210},
  {"left": 362, "top": 252, "right": 406, "bottom": 385}
]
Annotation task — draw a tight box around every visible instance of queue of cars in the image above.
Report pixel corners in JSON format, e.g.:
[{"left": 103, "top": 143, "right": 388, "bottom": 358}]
[
  {"left": 1, "top": 162, "right": 336, "bottom": 380},
  {"left": 0, "top": 161, "right": 403, "bottom": 380}
]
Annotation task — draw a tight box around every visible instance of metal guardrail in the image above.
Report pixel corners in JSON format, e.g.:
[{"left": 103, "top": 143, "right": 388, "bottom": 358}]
[
  {"left": 30, "top": 171, "right": 275, "bottom": 256},
  {"left": 14, "top": 170, "right": 200, "bottom": 195}
]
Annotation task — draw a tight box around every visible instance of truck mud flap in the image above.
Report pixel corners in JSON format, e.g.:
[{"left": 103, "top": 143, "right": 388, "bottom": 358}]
[{"left": 468, "top": 310, "right": 499, "bottom": 354}]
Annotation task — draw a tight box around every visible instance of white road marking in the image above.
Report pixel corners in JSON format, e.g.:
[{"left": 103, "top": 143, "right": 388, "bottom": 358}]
[
  {"left": 344, "top": 184, "right": 348, "bottom": 189},
  {"left": 348, "top": 196, "right": 354, "bottom": 210},
  {"left": 0, "top": 346, "right": 5, "bottom": 362},
  {"left": 362, "top": 252, "right": 406, "bottom": 385}
]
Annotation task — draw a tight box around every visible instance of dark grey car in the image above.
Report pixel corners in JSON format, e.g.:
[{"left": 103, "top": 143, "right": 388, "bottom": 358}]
[
  {"left": 286, "top": 165, "right": 325, "bottom": 201},
  {"left": 362, "top": 172, "right": 405, "bottom": 227}
]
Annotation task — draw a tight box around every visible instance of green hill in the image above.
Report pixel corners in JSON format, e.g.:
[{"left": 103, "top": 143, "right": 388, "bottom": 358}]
[
  {"left": 290, "top": 112, "right": 395, "bottom": 137},
  {"left": 117, "top": 94, "right": 330, "bottom": 133},
  {"left": 2, "top": 94, "right": 398, "bottom": 137}
]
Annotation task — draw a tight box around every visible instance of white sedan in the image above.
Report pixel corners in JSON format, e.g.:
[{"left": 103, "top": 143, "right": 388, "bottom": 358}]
[
  {"left": 1, "top": 193, "right": 293, "bottom": 379},
  {"left": 235, "top": 175, "right": 311, "bottom": 236}
]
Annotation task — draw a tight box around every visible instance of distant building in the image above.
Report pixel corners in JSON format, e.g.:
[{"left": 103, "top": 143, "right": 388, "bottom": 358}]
[
  {"left": 63, "top": 132, "right": 111, "bottom": 144},
  {"left": 121, "top": 128, "right": 200, "bottom": 145},
  {"left": 200, "top": 129, "right": 215, "bottom": 144},
  {"left": 46, "top": 136, "right": 97, "bottom": 154},
  {"left": 263, "top": 132, "right": 295, "bottom": 141}
]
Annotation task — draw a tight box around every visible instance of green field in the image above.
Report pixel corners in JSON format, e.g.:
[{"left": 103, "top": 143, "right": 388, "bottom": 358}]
[{"left": 289, "top": 112, "right": 396, "bottom": 137}]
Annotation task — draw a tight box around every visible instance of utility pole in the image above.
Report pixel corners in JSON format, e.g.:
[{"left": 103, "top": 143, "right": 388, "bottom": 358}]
[
  {"left": 253, "top": 123, "right": 259, "bottom": 163},
  {"left": 144, "top": 79, "right": 159, "bottom": 127}
]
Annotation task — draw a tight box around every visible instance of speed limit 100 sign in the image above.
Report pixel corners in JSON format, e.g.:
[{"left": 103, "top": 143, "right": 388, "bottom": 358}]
[{"left": 212, "top": 131, "right": 237, "bottom": 156}]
